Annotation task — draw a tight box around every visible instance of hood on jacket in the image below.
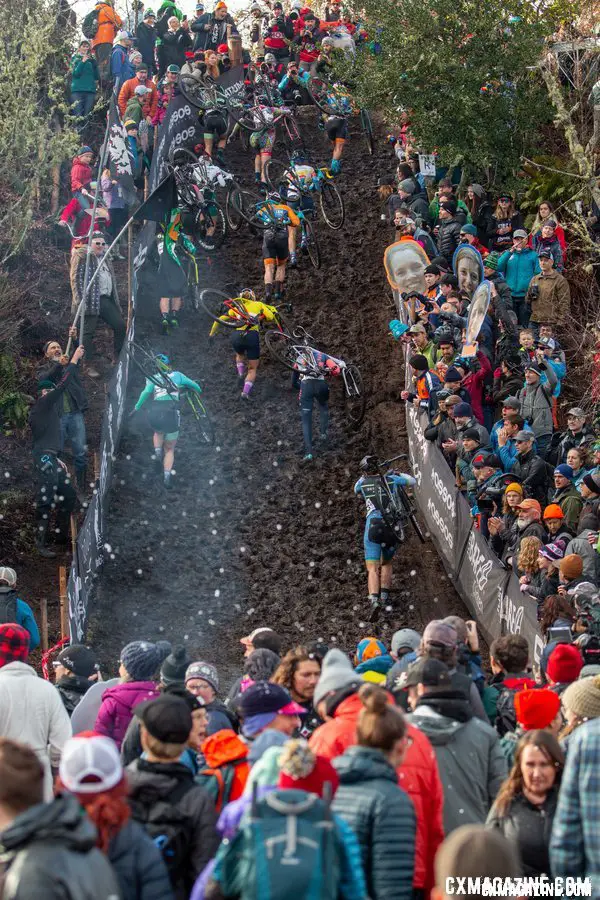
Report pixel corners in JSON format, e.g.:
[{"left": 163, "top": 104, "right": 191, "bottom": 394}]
[
  {"left": 0, "top": 794, "right": 97, "bottom": 854},
  {"left": 202, "top": 729, "right": 249, "bottom": 768},
  {"left": 503, "top": 675, "right": 536, "bottom": 691},
  {"left": 410, "top": 692, "right": 473, "bottom": 745},
  {"left": 127, "top": 759, "right": 193, "bottom": 798},
  {"left": 355, "top": 654, "right": 394, "bottom": 677},
  {"left": 334, "top": 745, "right": 398, "bottom": 785}
]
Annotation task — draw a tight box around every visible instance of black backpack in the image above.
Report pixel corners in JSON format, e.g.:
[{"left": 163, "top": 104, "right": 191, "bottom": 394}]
[
  {"left": 82, "top": 9, "right": 100, "bottom": 39},
  {"left": 129, "top": 779, "right": 195, "bottom": 881},
  {"left": 495, "top": 684, "right": 524, "bottom": 737},
  {"left": 0, "top": 591, "right": 17, "bottom": 626}
]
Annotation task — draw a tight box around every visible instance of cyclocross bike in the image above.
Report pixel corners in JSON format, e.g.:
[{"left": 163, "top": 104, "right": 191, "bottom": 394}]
[{"left": 373, "top": 453, "right": 425, "bottom": 542}]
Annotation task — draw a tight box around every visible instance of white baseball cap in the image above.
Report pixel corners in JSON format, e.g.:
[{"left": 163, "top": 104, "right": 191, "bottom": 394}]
[
  {"left": 59, "top": 735, "right": 122, "bottom": 794},
  {"left": 0, "top": 567, "right": 16, "bottom": 587}
]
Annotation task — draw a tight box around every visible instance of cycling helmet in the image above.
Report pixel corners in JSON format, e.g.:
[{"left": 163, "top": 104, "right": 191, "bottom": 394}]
[
  {"left": 290, "top": 149, "right": 307, "bottom": 164},
  {"left": 267, "top": 190, "right": 281, "bottom": 202},
  {"left": 360, "top": 454, "right": 379, "bottom": 472},
  {"left": 156, "top": 353, "right": 170, "bottom": 367},
  {"left": 239, "top": 289, "right": 257, "bottom": 302}
]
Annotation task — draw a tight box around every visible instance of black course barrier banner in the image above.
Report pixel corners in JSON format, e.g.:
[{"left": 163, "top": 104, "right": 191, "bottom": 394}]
[{"left": 389, "top": 242, "right": 544, "bottom": 663}]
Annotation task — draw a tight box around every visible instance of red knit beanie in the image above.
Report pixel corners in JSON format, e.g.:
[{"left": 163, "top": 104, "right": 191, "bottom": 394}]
[
  {"left": 0, "top": 624, "right": 30, "bottom": 667},
  {"left": 546, "top": 644, "right": 584, "bottom": 685},
  {"left": 277, "top": 740, "right": 340, "bottom": 797},
  {"left": 514, "top": 688, "right": 560, "bottom": 730}
]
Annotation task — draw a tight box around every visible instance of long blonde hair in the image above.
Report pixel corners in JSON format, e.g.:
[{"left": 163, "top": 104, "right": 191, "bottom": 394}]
[{"left": 517, "top": 536, "right": 542, "bottom": 575}]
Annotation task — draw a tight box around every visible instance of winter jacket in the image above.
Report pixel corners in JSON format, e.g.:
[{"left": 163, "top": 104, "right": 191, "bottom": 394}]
[
  {"left": 119, "top": 76, "right": 159, "bottom": 119},
  {"left": 91, "top": 1, "right": 123, "bottom": 47},
  {"left": 95, "top": 679, "right": 159, "bottom": 749},
  {"left": 70, "top": 245, "right": 120, "bottom": 317},
  {"left": 30, "top": 365, "right": 77, "bottom": 457},
  {"left": 488, "top": 211, "right": 524, "bottom": 253},
  {"left": 0, "top": 794, "right": 120, "bottom": 900},
  {"left": 108, "top": 818, "right": 174, "bottom": 900},
  {"left": 510, "top": 449, "right": 548, "bottom": 505},
  {"left": 487, "top": 787, "right": 559, "bottom": 877},
  {"left": 566, "top": 531, "right": 600, "bottom": 583},
  {"left": 527, "top": 270, "right": 571, "bottom": 325},
  {"left": 552, "top": 484, "right": 584, "bottom": 533},
  {"left": 70, "top": 155, "right": 93, "bottom": 193},
  {"left": 0, "top": 661, "right": 72, "bottom": 800},
  {"left": 127, "top": 758, "right": 220, "bottom": 898},
  {"left": 191, "top": 12, "right": 237, "bottom": 51},
  {"left": 111, "top": 44, "right": 135, "bottom": 84},
  {"left": 56, "top": 674, "right": 94, "bottom": 717},
  {"left": 456, "top": 416, "right": 490, "bottom": 453},
  {"left": 554, "top": 426, "right": 596, "bottom": 465},
  {"left": 483, "top": 672, "right": 536, "bottom": 729},
  {"left": 310, "top": 692, "right": 444, "bottom": 891},
  {"left": 158, "top": 28, "right": 192, "bottom": 72},
  {"left": 198, "top": 729, "right": 250, "bottom": 806},
  {"left": 532, "top": 233, "right": 564, "bottom": 271},
  {"left": 468, "top": 188, "right": 494, "bottom": 246},
  {"left": 462, "top": 351, "right": 492, "bottom": 425},
  {"left": 206, "top": 698, "right": 238, "bottom": 735},
  {"left": 333, "top": 746, "right": 416, "bottom": 900},
  {"left": 437, "top": 217, "right": 462, "bottom": 265},
  {"left": 424, "top": 411, "right": 458, "bottom": 465},
  {"left": 136, "top": 21, "right": 157, "bottom": 73},
  {"left": 497, "top": 247, "right": 540, "bottom": 298},
  {"left": 496, "top": 519, "right": 548, "bottom": 567},
  {"left": 70, "top": 53, "right": 99, "bottom": 94},
  {"left": 408, "top": 692, "right": 507, "bottom": 833},
  {"left": 517, "top": 364, "right": 558, "bottom": 439},
  {"left": 41, "top": 354, "right": 88, "bottom": 413},
  {"left": 405, "top": 193, "right": 431, "bottom": 227},
  {"left": 429, "top": 197, "right": 471, "bottom": 228},
  {"left": 0, "top": 588, "right": 40, "bottom": 649}
]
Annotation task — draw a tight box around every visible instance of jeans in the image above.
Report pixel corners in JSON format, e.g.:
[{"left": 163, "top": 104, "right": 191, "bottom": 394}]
[
  {"left": 71, "top": 91, "right": 96, "bottom": 122},
  {"left": 299, "top": 378, "right": 329, "bottom": 453},
  {"left": 83, "top": 294, "right": 126, "bottom": 360},
  {"left": 60, "top": 412, "right": 87, "bottom": 472}
]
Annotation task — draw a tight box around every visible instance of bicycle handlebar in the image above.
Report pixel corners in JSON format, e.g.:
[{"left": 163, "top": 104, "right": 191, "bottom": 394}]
[{"left": 380, "top": 453, "right": 408, "bottom": 467}]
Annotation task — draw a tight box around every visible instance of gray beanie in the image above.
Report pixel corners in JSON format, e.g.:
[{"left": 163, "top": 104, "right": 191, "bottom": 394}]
[
  {"left": 120, "top": 639, "right": 171, "bottom": 681},
  {"left": 469, "top": 183, "right": 485, "bottom": 198},
  {"left": 398, "top": 178, "right": 415, "bottom": 196},
  {"left": 313, "top": 648, "right": 361, "bottom": 708}
]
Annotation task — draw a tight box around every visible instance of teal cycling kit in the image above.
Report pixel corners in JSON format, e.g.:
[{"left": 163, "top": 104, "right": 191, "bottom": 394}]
[
  {"left": 135, "top": 371, "right": 202, "bottom": 440},
  {"left": 354, "top": 473, "right": 417, "bottom": 561}
]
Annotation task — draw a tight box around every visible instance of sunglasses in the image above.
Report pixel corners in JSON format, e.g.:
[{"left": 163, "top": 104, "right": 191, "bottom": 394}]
[{"left": 93, "top": 241, "right": 106, "bottom": 247}]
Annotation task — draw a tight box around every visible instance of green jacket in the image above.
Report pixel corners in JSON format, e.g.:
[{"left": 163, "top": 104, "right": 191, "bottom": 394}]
[
  {"left": 553, "top": 484, "right": 584, "bottom": 533},
  {"left": 124, "top": 96, "right": 144, "bottom": 125},
  {"left": 429, "top": 197, "right": 471, "bottom": 226},
  {"left": 70, "top": 53, "right": 99, "bottom": 93}
]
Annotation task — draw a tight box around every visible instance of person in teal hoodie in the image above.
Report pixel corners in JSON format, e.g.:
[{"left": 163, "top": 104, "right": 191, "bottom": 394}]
[
  {"left": 70, "top": 40, "right": 99, "bottom": 123},
  {"left": 354, "top": 638, "right": 394, "bottom": 684},
  {"left": 497, "top": 230, "right": 540, "bottom": 327}
]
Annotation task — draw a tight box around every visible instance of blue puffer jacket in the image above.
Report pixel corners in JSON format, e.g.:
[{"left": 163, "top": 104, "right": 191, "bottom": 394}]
[
  {"left": 108, "top": 819, "right": 174, "bottom": 900},
  {"left": 333, "top": 746, "right": 416, "bottom": 900},
  {"left": 497, "top": 248, "right": 540, "bottom": 297}
]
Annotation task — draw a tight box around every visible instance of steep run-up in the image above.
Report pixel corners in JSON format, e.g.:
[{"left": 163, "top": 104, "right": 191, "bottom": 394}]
[{"left": 89, "top": 118, "right": 468, "bottom": 678}]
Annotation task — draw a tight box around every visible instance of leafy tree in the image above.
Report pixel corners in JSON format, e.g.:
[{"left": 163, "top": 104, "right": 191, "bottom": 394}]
[
  {"left": 340, "top": 0, "right": 552, "bottom": 177},
  {"left": 0, "top": 0, "right": 79, "bottom": 265}
]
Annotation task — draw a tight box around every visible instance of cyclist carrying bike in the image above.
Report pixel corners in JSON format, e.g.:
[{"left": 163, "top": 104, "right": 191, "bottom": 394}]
[
  {"left": 291, "top": 346, "right": 344, "bottom": 462},
  {"left": 354, "top": 455, "right": 416, "bottom": 609},
  {"left": 208, "top": 290, "right": 279, "bottom": 399},
  {"left": 256, "top": 190, "right": 300, "bottom": 301},
  {"left": 200, "top": 89, "right": 228, "bottom": 167},
  {"left": 133, "top": 354, "right": 203, "bottom": 489},
  {"left": 281, "top": 150, "right": 319, "bottom": 267},
  {"left": 249, "top": 104, "right": 280, "bottom": 186},
  {"left": 320, "top": 83, "right": 353, "bottom": 174},
  {"left": 158, "top": 209, "right": 197, "bottom": 333}
]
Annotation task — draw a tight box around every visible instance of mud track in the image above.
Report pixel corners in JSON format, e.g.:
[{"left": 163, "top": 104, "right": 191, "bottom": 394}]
[{"left": 90, "top": 117, "right": 468, "bottom": 680}]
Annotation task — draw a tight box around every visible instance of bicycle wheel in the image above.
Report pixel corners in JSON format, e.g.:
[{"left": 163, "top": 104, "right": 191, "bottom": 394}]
[
  {"left": 193, "top": 203, "right": 227, "bottom": 252},
  {"left": 343, "top": 364, "right": 366, "bottom": 426},
  {"left": 308, "top": 78, "right": 337, "bottom": 114},
  {"left": 178, "top": 75, "right": 213, "bottom": 110},
  {"left": 264, "top": 158, "right": 305, "bottom": 196},
  {"left": 231, "top": 190, "right": 277, "bottom": 230},
  {"left": 318, "top": 181, "right": 345, "bottom": 230},
  {"left": 127, "top": 342, "right": 173, "bottom": 390},
  {"left": 396, "top": 485, "right": 426, "bottom": 543},
  {"left": 360, "top": 109, "right": 375, "bottom": 156},
  {"left": 227, "top": 98, "right": 258, "bottom": 131},
  {"left": 264, "top": 330, "right": 300, "bottom": 369},
  {"left": 303, "top": 219, "right": 321, "bottom": 270},
  {"left": 199, "top": 288, "right": 244, "bottom": 328},
  {"left": 185, "top": 392, "right": 215, "bottom": 444},
  {"left": 225, "top": 182, "right": 244, "bottom": 231}
]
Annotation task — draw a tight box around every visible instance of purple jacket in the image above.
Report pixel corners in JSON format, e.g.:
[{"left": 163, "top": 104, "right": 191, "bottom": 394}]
[{"left": 94, "top": 680, "right": 159, "bottom": 748}]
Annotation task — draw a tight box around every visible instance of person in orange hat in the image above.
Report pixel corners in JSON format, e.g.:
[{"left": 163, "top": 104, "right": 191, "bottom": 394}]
[
  {"left": 501, "top": 498, "right": 547, "bottom": 569},
  {"left": 500, "top": 688, "right": 562, "bottom": 767},
  {"left": 543, "top": 502, "right": 575, "bottom": 544}
]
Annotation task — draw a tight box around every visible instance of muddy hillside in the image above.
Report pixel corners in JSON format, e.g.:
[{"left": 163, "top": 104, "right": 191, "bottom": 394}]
[{"left": 89, "top": 117, "right": 469, "bottom": 681}]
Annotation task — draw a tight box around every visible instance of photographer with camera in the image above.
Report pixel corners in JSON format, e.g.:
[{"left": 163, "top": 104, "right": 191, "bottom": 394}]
[
  {"left": 263, "top": 4, "right": 294, "bottom": 64},
  {"left": 278, "top": 59, "right": 311, "bottom": 105},
  {"left": 294, "top": 10, "right": 322, "bottom": 73}
]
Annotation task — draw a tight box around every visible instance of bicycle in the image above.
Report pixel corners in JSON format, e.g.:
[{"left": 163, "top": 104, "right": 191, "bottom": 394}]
[
  {"left": 167, "top": 147, "right": 227, "bottom": 251},
  {"left": 127, "top": 341, "right": 214, "bottom": 444},
  {"left": 198, "top": 288, "right": 291, "bottom": 334},
  {"left": 264, "top": 326, "right": 366, "bottom": 425},
  {"left": 309, "top": 78, "right": 374, "bottom": 156},
  {"left": 375, "top": 454, "right": 426, "bottom": 543},
  {"left": 264, "top": 158, "right": 345, "bottom": 231}
]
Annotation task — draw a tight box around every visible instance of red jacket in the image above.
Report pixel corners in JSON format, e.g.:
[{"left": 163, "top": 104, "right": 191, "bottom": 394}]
[
  {"left": 200, "top": 729, "right": 250, "bottom": 810},
  {"left": 118, "top": 76, "right": 159, "bottom": 119},
  {"left": 70, "top": 156, "right": 93, "bottom": 192},
  {"left": 462, "top": 350, "right": 492, "bottom": 425},
  {"left": 310, "top": 692, "right": 444, "bottom": 892}
]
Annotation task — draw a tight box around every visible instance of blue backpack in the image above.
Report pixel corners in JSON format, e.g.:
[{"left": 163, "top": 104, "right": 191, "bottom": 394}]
[{"left": 213, "top": 787, "right": 342, "bottom": 900}]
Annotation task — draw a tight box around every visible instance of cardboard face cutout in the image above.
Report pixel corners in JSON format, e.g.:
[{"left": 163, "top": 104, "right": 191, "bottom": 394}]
[
  {"left": 462, "top": 279, "right": 491, "bottom": 357},
  {"left": 453, "top": 244, "right": 483, "bottom": 299},
  {"left": 383, "top": 239, "right": 429, "bottom": 298}
]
